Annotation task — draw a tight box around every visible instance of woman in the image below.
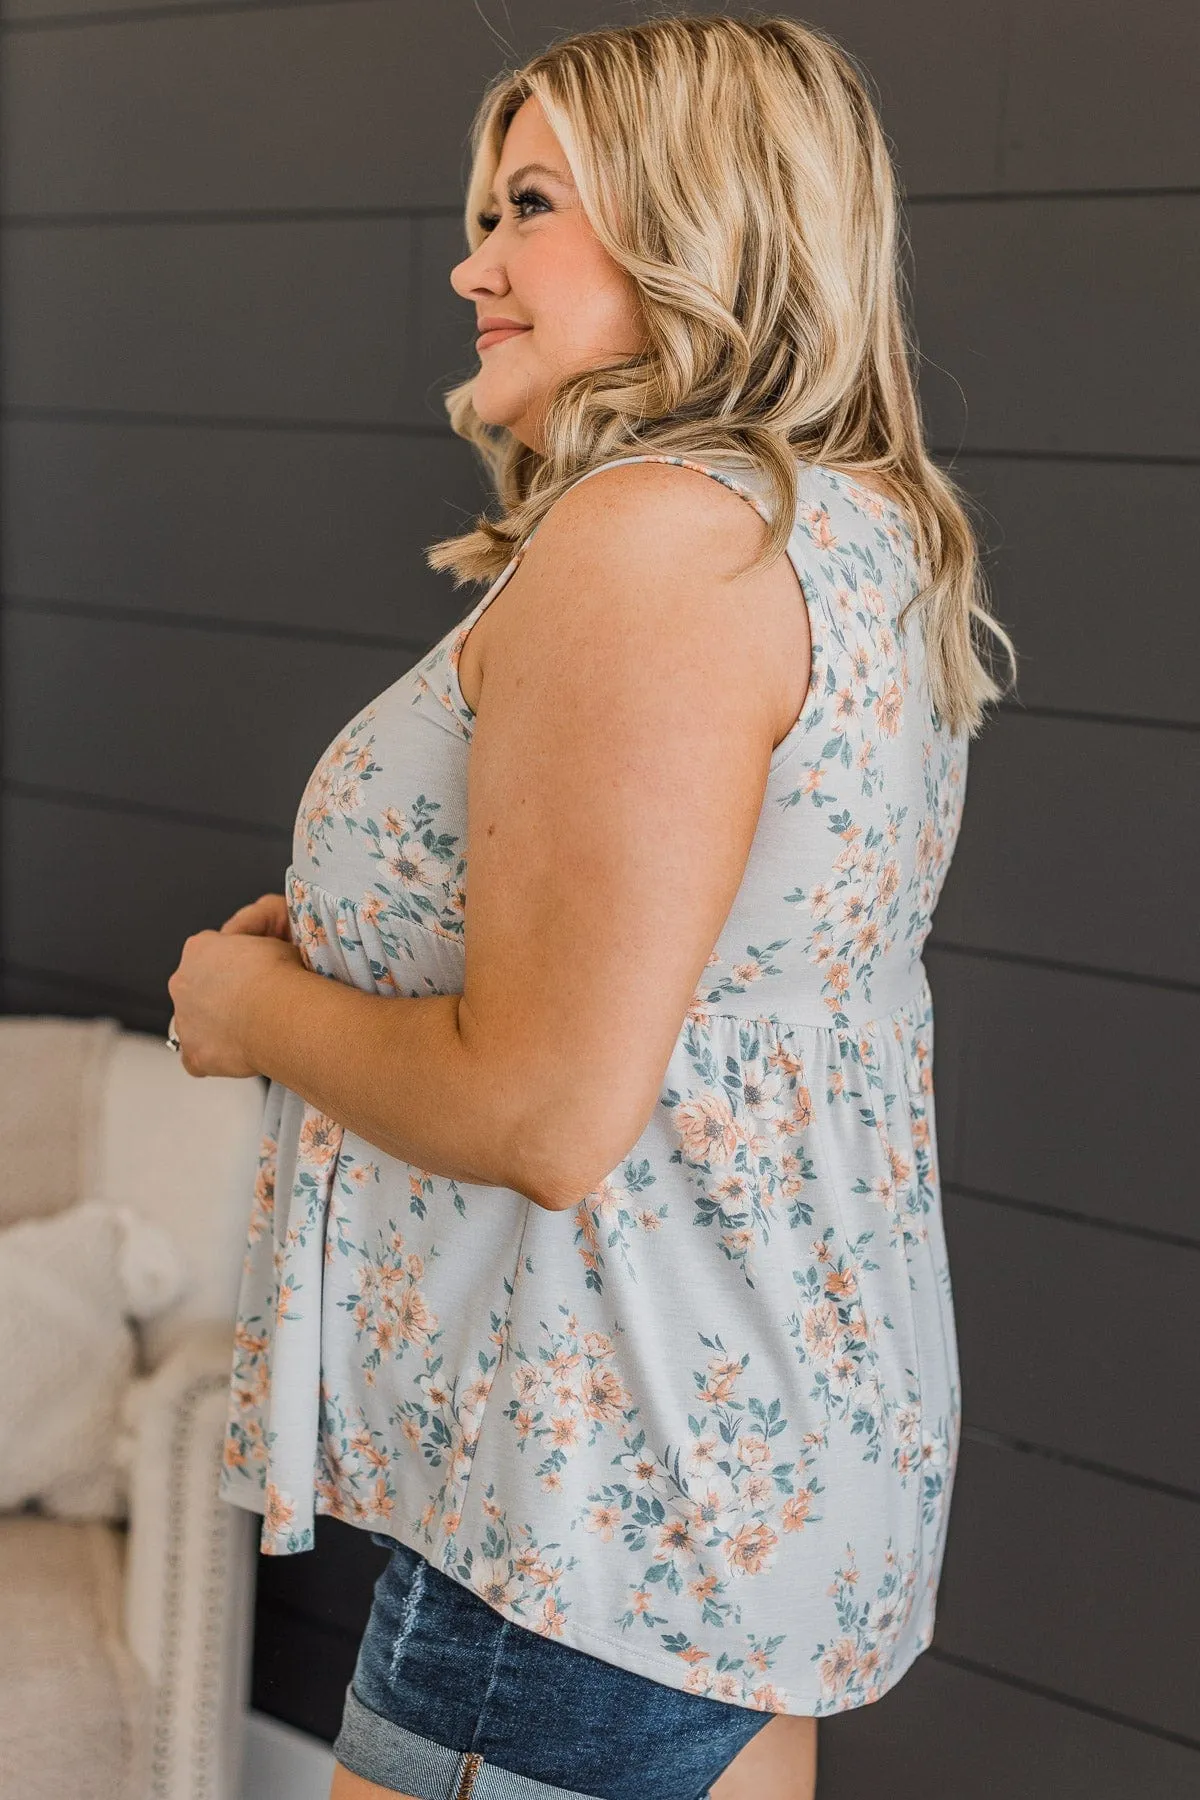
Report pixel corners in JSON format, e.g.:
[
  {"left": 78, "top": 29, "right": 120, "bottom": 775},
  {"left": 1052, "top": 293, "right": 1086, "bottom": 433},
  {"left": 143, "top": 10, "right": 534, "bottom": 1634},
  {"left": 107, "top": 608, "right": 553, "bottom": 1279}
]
[{"left": 168, "top": 15, "right": 1016, "bottom": 1800}]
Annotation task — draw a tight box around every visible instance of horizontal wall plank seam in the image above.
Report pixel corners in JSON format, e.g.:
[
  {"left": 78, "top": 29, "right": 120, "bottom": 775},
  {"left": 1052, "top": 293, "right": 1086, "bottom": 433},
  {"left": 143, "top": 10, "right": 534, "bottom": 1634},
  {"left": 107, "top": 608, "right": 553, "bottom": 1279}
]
[
  {"left": 945, "top": 1181, "right": 1200, "bottom": 1253},
  {"left": 0, "top": 405, "right": 458, "bottom": 438},
  {"left": 5, "top": 408, "right": 1199, "bottom": 470},
  {"left": 3, "top": 189, "right": 1199, "bottom": 227},
  {"left": 1, "top": 205, "right": 463, "bottom": 229},
  {"left": 928, "top": 939, "right": 1200, "bottom": 996},
  {"left": 996, "top": 701, "right": 1199, "bottom": 733},
  {"left": 904, "top": 185, "right": 1200, "bottom": 205},
  {"left": 4, "top": 777, "right": 290, "bottom": 840},
  {"left": 991, "top": 697, "right": 1197, "bottom": 735},
  {"left": 0, "top": 0, "right": 385, "bottom": 36},
  {"left": 2, "top": 593, "right": 430, "bottom": 653},
  {"left": 933, "top": 445, "right": 1200, "bottom": 468},
  {"left": 0, "top": 956, "right": 177, "bottom": 1010},
  {"left": 925, "top": 1648, "right": 1200, "bottom": 1754},
  {"left": 961, "top": 1424, "right": 1200, "bottom": 1507}
]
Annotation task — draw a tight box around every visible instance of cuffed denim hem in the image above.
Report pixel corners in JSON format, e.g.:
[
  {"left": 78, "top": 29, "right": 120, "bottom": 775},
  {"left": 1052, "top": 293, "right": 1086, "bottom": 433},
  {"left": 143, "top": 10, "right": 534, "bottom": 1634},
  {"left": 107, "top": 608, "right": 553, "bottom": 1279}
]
[{"left": 333, "top": 1682, "right": 644, "bottom": 1800}]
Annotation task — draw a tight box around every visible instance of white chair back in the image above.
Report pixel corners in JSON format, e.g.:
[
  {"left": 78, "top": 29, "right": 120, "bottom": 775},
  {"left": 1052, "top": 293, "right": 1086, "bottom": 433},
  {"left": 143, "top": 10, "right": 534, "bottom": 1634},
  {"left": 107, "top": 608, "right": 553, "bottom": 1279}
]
[{"left": 91, "top": 1029, "right": 266, "bottom": 1371}]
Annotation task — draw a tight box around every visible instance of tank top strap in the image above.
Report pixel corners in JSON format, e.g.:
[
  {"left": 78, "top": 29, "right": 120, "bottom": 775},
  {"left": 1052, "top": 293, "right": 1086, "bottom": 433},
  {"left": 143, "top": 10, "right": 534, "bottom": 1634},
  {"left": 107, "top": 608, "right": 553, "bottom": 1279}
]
[
  {"left": 460, "top": 452, "right": 779, "bottom": 650},
  {"left": 520, "top": 452, "right": 776, "bottom": 551}
]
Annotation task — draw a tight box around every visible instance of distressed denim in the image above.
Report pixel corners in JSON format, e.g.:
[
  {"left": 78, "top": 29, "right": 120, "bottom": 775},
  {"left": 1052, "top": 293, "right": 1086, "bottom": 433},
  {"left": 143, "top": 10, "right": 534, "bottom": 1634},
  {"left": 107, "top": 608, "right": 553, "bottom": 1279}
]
[{"left": 331, "top": 1535, "right": 775, "bottom": 1800}]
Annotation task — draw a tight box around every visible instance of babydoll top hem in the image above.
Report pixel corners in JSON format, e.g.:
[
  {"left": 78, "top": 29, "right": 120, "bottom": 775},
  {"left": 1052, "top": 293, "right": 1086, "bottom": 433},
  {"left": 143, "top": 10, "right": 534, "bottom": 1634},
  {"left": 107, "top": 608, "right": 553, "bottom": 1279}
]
[{"left": 218, "top": 1482, "right": 937, "bottom": 1718}]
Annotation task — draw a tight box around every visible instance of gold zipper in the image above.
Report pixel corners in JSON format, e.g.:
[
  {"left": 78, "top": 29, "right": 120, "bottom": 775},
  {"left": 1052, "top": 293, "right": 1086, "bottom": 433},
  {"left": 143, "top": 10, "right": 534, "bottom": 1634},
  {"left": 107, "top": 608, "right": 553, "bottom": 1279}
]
[{"left": 454, "top": 1750, "right": 484, "bottom": 1799}]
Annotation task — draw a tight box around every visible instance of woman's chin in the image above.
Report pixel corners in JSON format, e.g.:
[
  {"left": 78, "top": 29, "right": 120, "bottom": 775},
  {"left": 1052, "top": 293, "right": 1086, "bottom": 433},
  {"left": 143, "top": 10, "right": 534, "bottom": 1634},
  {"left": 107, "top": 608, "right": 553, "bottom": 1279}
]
[{"left": 471, "top": 385, "right": 534, "bottom": 439}]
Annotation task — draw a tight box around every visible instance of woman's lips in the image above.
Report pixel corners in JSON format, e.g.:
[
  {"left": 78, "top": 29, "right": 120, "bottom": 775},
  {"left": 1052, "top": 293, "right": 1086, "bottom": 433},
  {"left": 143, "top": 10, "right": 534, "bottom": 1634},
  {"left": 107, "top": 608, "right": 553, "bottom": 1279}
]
[{"left": 476, "top": 326, "right": 531, "bottom": 350}]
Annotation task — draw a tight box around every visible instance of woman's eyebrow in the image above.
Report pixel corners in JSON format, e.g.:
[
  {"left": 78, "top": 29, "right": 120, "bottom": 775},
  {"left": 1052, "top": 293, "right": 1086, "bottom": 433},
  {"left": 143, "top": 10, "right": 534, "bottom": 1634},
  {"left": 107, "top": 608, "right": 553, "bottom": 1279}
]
[{"left": 483, "top": 162, "right": 572, "bottom": 205}]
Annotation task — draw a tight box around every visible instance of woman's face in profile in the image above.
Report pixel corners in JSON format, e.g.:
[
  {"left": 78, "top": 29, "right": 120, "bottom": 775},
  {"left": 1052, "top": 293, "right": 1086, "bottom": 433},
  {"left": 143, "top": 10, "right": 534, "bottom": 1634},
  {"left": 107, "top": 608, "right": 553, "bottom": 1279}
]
[{"left": 450, "top": 95, "right": 647, "bottom": 452}]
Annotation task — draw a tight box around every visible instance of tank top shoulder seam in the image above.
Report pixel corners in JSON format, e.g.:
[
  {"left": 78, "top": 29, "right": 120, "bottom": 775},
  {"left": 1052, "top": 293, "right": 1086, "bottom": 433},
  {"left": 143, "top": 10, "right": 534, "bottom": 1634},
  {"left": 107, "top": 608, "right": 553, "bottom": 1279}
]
[{"left": 514, "top": 453, "right": 776, "bottom": 554}]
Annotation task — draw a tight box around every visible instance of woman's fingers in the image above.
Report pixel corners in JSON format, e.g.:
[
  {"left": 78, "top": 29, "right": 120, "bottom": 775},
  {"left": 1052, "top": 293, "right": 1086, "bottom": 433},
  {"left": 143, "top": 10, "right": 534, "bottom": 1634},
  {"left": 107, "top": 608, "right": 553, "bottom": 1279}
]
[{"left": 219, "top": 893, "right": 291, "bottom": 938}]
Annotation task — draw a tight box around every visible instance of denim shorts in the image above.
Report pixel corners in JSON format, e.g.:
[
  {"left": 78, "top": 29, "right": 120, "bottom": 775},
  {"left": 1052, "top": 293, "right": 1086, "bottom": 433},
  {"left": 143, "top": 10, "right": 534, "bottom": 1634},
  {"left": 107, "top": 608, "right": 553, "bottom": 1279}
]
[{"left": 331, "top": 1532, "right": 775, "bottom": 1800}]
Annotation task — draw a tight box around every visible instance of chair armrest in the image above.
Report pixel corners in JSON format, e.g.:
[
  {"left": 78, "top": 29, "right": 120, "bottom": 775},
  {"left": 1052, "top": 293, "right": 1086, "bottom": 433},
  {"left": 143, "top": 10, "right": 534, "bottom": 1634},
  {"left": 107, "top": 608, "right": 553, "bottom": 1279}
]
[{"left": 120, "top": 1320, "right": 256, "bottom": 1800}]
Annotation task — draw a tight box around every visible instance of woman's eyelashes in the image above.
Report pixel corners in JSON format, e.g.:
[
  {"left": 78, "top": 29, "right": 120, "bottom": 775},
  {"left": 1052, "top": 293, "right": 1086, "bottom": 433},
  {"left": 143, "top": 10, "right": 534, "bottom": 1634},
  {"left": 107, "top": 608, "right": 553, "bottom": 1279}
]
[{"left": 475, "top": 186, "right": 551, "bottom": 233}]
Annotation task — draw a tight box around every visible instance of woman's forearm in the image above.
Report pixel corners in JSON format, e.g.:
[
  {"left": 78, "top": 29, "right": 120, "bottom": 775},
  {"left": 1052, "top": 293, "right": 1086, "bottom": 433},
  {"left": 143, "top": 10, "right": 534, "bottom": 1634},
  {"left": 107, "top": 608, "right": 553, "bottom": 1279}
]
[{"left": 237, "top": 959, "right": 543, "bottom": 1202}]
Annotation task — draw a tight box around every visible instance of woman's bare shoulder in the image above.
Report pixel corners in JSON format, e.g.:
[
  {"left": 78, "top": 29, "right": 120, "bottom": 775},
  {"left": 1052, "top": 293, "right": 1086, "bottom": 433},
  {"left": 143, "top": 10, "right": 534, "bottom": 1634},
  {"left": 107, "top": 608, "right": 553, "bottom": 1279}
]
[{"left": 462, "top": 458, "right": 808, "bottom": 752}]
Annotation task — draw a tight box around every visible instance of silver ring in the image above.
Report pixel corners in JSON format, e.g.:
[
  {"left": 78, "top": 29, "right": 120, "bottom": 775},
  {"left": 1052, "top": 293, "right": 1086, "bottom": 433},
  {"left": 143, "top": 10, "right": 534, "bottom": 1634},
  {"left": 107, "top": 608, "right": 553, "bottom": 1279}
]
[{"left": 166, "top": 1011, "right": 181, "bottom": 1053}]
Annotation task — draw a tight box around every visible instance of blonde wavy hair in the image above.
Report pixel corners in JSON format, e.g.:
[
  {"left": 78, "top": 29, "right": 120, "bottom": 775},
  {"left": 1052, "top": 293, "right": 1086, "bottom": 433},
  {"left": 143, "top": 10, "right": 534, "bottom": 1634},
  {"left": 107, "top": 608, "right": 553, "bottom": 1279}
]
[{"left": 424, "top": 11, "right": 1017, "bottom": 739}]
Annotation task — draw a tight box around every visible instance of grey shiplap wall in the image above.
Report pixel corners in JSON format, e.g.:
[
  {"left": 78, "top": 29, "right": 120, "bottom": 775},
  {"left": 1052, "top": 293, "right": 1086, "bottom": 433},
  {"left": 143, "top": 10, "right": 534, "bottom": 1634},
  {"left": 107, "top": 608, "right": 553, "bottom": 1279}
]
[{"left": 1, "top": 0, "right": 1197, "bottom": 1790}]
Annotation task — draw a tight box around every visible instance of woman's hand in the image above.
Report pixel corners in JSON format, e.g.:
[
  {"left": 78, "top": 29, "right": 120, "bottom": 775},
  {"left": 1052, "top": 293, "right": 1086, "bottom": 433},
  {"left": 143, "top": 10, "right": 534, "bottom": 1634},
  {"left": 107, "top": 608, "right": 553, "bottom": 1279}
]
[
  {"left": 219, "top": 891, "right": 293, "bottom": 940},
  {"left": 168, "top": 893, "right": 304, "bottom": 1079}
]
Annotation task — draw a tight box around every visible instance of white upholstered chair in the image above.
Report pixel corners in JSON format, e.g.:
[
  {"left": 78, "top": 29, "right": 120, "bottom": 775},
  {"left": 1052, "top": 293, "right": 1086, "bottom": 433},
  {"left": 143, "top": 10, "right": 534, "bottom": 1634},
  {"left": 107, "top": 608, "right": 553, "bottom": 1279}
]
[{"left": 0, "top": 1014, "right": 267, "bottom": 1800}]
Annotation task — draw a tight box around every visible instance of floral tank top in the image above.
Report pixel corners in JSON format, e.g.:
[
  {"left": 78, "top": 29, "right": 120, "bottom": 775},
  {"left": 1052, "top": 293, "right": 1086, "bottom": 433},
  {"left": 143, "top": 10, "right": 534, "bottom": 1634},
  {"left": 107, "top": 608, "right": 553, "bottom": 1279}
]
[{"left": 218, "top": 451, "right": 969, "bottom": 1719}]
